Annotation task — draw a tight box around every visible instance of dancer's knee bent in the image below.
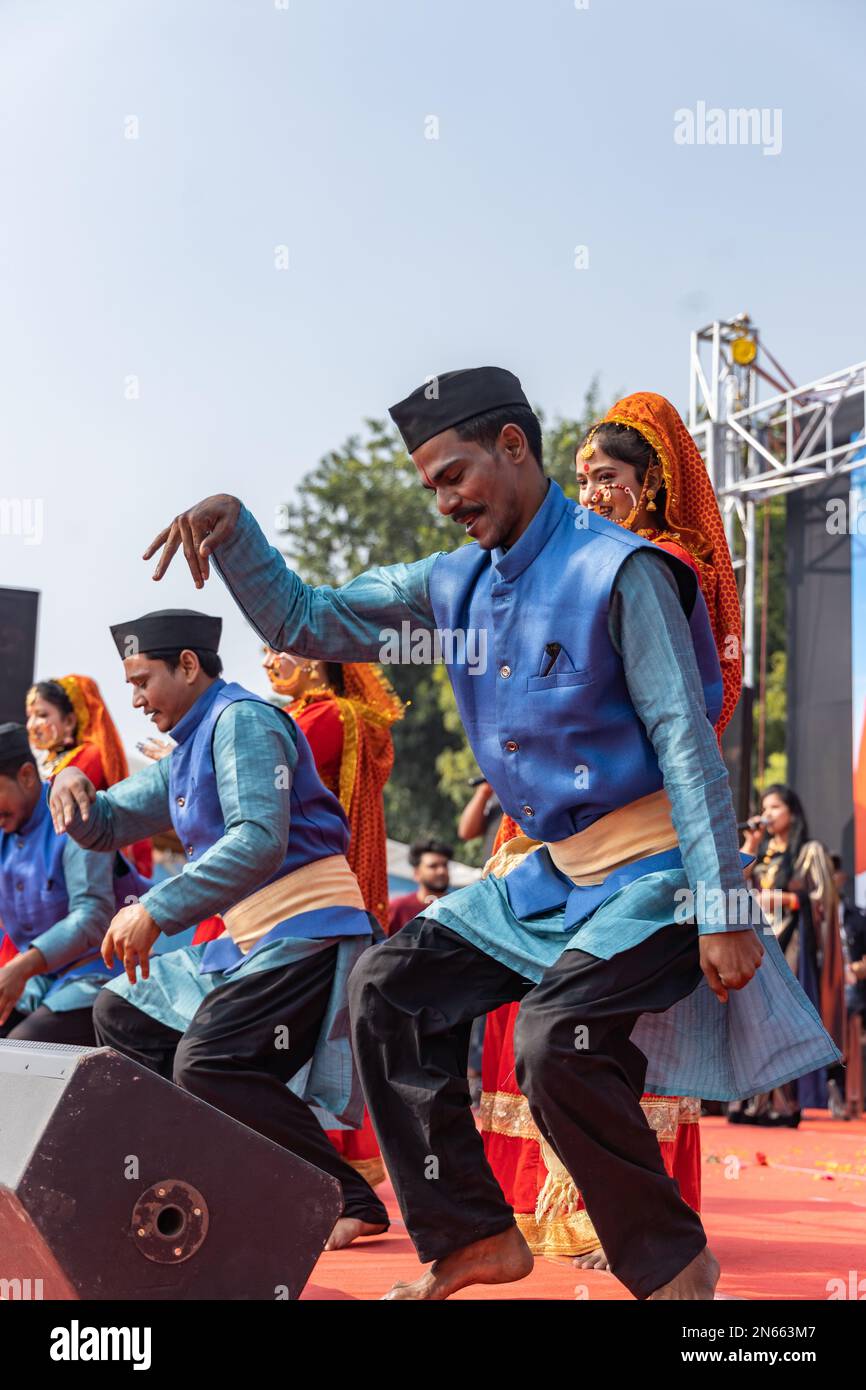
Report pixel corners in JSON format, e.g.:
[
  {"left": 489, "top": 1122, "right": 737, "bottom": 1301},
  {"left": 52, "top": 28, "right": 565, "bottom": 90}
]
[
  {"left": 92, "top": 987, "right": 134, "bottom": 1049},
  {"left": 347, "top": 939, "right": 406, "bottom": 1036},
  {"left": 171, "top": 1032, "right": 216, "bottom": 1096},
  {"left": 513, "top": 998, "right": 594, "bottom": 1102}
]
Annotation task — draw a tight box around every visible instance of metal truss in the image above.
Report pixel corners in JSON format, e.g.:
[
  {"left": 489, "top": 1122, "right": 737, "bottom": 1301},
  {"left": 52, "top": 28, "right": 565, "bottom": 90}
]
[{"left": 688, "top": 316, "right": 866, "bottom": 687}]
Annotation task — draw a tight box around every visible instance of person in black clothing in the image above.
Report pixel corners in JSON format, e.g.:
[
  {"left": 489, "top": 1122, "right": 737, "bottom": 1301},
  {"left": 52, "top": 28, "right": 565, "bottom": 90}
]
[
  {"left": 833, "top": 856, "right": 866, "bottom": 1021},
  {"left": 831, "top": 856, "right": 866, "bottom": 1118}
]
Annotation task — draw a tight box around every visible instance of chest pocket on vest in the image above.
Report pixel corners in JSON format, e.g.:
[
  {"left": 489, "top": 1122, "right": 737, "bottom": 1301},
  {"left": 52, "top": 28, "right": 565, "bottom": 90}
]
[
  {"left": 526, "top": 641, "right": 593, "bottom": 692},
  {"left": 527, "top": 668, "right": 593, "bottom": 692}
]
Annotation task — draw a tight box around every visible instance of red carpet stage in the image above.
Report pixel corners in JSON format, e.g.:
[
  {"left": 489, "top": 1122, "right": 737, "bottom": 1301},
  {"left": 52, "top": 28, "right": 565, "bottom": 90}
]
[{"left": 303, "top": 1113, "right": 866, "bottom": 1301}]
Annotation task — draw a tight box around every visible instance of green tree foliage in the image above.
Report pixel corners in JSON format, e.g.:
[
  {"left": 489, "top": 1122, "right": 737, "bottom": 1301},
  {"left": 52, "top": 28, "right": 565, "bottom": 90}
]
[
  {"left": 751, "top": 498, "right": 787, "bottom": 793},
  {"left": 754, "top": 620, "right": 788, "bottom": 790},
  {"left": 278, "top": 384, "right": 606, "bottom": 853}
]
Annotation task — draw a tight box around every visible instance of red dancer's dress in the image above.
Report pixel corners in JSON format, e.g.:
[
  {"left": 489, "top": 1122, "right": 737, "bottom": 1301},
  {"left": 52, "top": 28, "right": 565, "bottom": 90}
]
[{"left": 292, "top": 672, "right": 402, "bottom": 1185}]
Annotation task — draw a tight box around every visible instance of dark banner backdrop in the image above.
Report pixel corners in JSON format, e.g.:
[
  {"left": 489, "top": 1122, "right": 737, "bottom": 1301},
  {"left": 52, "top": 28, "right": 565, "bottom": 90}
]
[
  {"left": 0, "top": 587, "right": 39, "bottom": 727},
  {"left": 787, "top": 471, "right": 854, "bottom": 874}
]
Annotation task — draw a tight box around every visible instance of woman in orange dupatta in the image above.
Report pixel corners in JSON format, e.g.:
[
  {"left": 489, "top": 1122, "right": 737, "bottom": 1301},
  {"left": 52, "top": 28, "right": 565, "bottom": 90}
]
[
  {"left": 27, "top": 674, "right": 153, "bottom": 878},
  {"left": 25, "top": 674, "right": 154, "bottom": 870},
  {"left": 263, "top": 649, "right": 404, "bottom": 1187},
  {"left": 479, "top": 392, "right": 742, "bottom": 1263},
  {"left": 0, "top": 675, "right": 154, "bottom": 970}
]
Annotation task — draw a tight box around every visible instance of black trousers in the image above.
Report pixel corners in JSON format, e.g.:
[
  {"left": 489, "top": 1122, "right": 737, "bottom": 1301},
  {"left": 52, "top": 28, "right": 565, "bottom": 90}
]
[
  {"left": 1, "top": 1005, "right": 96, "bottom": 1045},
  {"left": 93, "top": 946, "right": 388, "bottom": 1228},
  {"left": 348, "top": 916, "right": 706, "bottom": 1299}
]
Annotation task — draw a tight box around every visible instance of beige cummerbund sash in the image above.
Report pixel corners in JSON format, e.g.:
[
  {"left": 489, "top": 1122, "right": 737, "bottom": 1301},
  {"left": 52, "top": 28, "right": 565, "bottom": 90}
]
[
  {"left": 483, "top": 789, "right": 679, "bottom": 888},
  {"left": 222, "top": 853, "right": 366, "bottom": 955}
]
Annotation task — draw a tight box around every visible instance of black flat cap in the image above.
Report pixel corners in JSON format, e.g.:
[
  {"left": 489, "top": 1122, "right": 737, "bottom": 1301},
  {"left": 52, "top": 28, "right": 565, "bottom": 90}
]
[
  {"left": 110, "top": 609, "right": 222, "bottom": 660},
  {"left": 389, "top": 366, "right": 530, "bottom": 454},
  {"left": 0, "top": 722, "right": 33, "bottom": 763}
]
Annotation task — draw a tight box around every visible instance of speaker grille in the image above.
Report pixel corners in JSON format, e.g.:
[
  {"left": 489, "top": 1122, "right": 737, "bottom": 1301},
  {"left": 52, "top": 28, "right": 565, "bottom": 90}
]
[
  {"left": 0, "top": 1041, "right": 94, "bottom": 1056},
  {"left": 0, "top": 1041, "right": 96, "bottom": 1080}
]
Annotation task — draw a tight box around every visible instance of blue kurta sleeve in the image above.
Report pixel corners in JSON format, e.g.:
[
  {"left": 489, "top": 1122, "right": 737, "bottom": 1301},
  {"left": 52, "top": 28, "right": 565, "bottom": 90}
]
[
  {"left": 59, "top": 757, "right": 173, "bottom": 851},
  {"left": 212, "top": 503, "right": 439, "bottom": 660},
  {"left": 609, "top": 548, "right": 746, "bottom": 935},
  {"left": 31, "top": 840, "right": 114, "bottom": 973},
  {"left": 139, "top": 701, "right": 297, "bottom": 934}
]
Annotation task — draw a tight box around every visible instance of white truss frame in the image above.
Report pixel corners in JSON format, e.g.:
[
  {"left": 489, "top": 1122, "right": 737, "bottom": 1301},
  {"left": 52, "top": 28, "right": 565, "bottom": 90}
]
[{"left": 688, "top": 318, "right": 866, "bottom": 688}]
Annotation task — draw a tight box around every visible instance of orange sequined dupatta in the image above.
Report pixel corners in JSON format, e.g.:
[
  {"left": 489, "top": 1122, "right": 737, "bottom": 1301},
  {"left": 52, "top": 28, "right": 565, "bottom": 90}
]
[
  {"left": 335, "top": 665, "right": 404, "bottom": 932},
  {"left": 290, "top": 665, "right": 404, "bottom": 931},
  {"left": 590, "top": 391, "right": 742, "bottom": 737}
]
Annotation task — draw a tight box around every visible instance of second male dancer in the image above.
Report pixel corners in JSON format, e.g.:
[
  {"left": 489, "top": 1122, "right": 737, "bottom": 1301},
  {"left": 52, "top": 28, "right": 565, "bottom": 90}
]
[{"left": 50, "top": 607, "right": 388, "bottom": 1249}]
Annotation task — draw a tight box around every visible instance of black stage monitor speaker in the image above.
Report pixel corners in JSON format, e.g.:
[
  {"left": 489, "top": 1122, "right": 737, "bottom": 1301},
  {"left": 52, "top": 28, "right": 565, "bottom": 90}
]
[
  {"left": 0, "top": 1041, "right": 342, "bottom": 1300},
  {"left": 0, "top": 586, "right": 39, "bottom": 724}
]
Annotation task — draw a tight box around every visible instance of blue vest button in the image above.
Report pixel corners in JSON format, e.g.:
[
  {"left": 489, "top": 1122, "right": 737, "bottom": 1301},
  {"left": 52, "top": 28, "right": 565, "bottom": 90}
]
[
  {"left": 522, "top": 805, "right": 534, "bottom": 817},
  {"left": 505, "top": 740, "right": 519, "bottom": 752},
  {"left": 499, "top": 664, "right": 512, "bottom": 679},
  {"left": 177, "top": 796, "right": 185, "bottom": 807},
  {"left": 187, "top": 845, "right": 194, "bottom": 856}
]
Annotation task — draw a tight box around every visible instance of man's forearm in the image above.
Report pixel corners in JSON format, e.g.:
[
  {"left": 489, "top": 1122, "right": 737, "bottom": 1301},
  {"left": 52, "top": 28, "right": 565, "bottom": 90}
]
[
  {"left": 63, "top": 762, "right": 172, "bottom": 853},
  {"left": 30, "top": 917, "right": 100, "bottom": 972},
  {"left": 8, "top": 946, "right": 46, "bottom": 980},
  {"left": 141, "top": 821, "right": 287, "bottom": 934},
  {"left": 212, "top": 503, "right": 438, "bottom": 661},
  {"left": 142, "top": 700, "right": 295, "bottom": 935}
]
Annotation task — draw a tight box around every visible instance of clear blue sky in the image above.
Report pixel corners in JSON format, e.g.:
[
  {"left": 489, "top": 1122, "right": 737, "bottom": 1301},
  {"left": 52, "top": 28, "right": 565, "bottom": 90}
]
[{"left": 1, "top": 0, "right": 862, "bottom": 749}]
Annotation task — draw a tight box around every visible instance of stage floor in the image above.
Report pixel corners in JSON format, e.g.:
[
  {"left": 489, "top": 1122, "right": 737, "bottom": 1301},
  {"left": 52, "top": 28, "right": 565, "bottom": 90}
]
[{"left": 302, "top": 1112, "right": 866, "bottom": 1301}]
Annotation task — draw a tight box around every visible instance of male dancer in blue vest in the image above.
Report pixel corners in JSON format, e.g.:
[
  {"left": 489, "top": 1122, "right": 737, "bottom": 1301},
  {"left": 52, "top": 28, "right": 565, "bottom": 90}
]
[
  {"left": 49, "top": 608, "right": 388, "bottom": 1248},
  {"left": 141, "top": 368, "right": 838, "bottom": 1300},
  {"left": 0, "top": 722, "right": 114, "bottom": 1042}
]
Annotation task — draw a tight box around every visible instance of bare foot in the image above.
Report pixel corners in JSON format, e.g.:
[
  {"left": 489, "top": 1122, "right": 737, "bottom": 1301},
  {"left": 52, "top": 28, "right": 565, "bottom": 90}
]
[
  {"left": 324, "top": 1217, "right": 388, "bottom": 1251},
  {"left": 572, "top": 1246, "right": 610, "bottom": 1272},
  {"left": 648, "top": 1245, "right": 720, "bottom": 1300},
  {"left": 382, "top": 1224, "right": 533, "bottom": 1300}
]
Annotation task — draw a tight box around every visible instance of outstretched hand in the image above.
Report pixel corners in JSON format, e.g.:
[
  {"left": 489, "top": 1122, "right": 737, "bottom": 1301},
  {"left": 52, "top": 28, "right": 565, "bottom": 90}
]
[
  {"left": 0, "top": 957, "right": 36, "bottom": 1027},
  {"left": 101, "top": 903, "right": 161, "bottom": 984},
  {"left": 138, "top": 737, "right": 174, "bottom": 762},
  {"left": 143, "top": 494, "right": 242, "bottom": 589},
  {"left": 50, "top": 766, "right": 97, "bottom": 833}
]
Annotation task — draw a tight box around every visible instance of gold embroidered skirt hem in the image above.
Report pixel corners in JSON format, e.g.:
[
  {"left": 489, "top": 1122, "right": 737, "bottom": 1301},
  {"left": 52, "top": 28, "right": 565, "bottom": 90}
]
[{"left": 514, "top": 1208, "right": 600, "bottom": 1258}]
